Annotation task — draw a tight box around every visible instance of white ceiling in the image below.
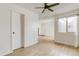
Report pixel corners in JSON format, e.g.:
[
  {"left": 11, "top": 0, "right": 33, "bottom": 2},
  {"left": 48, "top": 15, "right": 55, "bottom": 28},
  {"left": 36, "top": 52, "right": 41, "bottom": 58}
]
[{"left": 16, "top": 3, "right": 79, "bottom": 18}]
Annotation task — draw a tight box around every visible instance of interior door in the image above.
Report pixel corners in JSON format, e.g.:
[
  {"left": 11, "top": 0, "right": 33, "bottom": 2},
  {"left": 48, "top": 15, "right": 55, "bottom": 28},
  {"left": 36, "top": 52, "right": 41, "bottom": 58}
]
[{"left": 12, "top": 11, "right": 21, "bottom": 50}]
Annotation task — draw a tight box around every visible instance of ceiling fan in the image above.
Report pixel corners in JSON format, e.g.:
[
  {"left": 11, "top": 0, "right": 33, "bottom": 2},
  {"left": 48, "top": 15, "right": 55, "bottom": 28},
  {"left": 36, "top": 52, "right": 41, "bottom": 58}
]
[{"left": 35, "top": 3, "right": 60, "bottom": 13}]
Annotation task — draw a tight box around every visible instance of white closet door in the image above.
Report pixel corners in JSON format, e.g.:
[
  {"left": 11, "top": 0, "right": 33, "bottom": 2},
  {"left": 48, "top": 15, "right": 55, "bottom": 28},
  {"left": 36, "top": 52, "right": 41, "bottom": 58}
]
[{"left": 12, "top": 11, "right": 21, "bottom": 50}]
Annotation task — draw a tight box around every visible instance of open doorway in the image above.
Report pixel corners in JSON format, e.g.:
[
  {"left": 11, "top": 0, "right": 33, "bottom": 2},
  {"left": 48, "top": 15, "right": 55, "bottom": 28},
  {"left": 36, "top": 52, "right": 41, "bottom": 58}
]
[
  {"left": 20, "top": 14, "right": 25, "bottom": 48},
  {"left": 12, "top": 11, "right": 25, "bottom": 50}
]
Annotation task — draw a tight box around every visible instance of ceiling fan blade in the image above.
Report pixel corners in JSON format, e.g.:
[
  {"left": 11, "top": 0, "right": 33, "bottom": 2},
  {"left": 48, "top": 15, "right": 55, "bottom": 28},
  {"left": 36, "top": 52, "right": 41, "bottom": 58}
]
[
  {"left": 48, "top": 3, "right": 60, "bottom": 8},
  {"left": 44, "top": 3, "right": 48, "bottom": 7},
  {"left": 44, "top": 3, "right": 47, "bottom": 6},
  {"left": 35, "top": 7, "right": 44, "bottom": 9},
  {"left": 48, "top": 8, "right": 54, "bottom": 12},
  {"left": 42, "top": 8, "right": 45, "bottom": 13}
]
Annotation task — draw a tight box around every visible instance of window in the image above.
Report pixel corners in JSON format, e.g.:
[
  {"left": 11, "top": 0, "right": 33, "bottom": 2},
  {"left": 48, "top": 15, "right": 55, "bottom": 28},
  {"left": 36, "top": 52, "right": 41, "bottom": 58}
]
[
  {"left": 58, "top": 16, "right": 77, "bottom": 32},
  {"left": 58, "top": 18, "right": 66, "bottom": 32},
  {"left": 67, "top": 16, "right": 77, "bottom": 32}
]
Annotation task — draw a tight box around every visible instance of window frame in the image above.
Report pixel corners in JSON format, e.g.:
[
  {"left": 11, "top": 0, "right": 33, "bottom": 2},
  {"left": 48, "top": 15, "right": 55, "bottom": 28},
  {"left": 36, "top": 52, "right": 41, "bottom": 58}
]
[{"left": 58, "top": 15, "right": 77, "bottom": 33}]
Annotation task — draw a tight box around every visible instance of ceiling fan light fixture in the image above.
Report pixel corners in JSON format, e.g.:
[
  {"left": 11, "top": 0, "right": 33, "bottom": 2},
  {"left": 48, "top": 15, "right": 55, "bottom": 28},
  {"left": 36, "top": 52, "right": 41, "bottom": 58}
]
[{"left": 35, "top": 3, "right": 60, "bottom": 13}]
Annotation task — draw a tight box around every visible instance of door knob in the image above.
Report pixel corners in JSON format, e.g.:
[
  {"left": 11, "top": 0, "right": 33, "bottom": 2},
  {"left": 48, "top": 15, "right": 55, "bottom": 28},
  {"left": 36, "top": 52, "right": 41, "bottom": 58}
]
[{"left": 13, "top": 32, "right": 15, "bottom": 34}]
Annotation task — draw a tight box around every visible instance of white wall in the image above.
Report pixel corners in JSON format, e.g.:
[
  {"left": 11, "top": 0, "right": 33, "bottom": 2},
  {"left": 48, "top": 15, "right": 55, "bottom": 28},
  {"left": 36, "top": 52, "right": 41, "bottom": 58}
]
[
  {"left": 39, "top": 18, "right": 54, "bottom": 40},
  {"left": 25, "top": 13, "right": 39, "bottom": 47},
  {"left": 0, "top": 4, "right": 11, "bottom": 55},
  {"left": 0, "top": 4, "right": 39, "bottom": 55}
]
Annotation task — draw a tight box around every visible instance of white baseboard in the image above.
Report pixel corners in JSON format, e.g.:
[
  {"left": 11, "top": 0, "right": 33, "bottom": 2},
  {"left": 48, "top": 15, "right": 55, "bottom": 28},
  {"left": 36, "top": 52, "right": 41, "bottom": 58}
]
[
  {"left": 0, "top": 50, "right": 13, "bottom": 56},
  {"left": 54, "top": 40, "right": 76, "bottom": 47},
  {"left": 24, "top": 40, "right": 38, "bottom": 48}
]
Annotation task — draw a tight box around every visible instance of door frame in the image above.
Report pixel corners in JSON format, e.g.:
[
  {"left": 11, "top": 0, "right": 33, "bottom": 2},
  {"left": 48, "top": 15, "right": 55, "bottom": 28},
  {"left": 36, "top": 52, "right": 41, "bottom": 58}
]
[{"left": 11, "top": 10, "right": 25, "bottom": 50}]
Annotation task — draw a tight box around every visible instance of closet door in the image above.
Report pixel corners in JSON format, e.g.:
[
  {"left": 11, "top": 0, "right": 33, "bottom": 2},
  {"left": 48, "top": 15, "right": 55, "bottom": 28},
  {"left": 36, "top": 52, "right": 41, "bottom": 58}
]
[{"left": 12, "top": 11, "right": 21, "bottom": 50}]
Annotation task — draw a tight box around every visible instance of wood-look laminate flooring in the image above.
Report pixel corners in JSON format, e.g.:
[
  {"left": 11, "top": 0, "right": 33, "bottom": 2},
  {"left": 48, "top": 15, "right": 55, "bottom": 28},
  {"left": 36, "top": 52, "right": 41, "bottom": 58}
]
[{"left": 7, "top": 37, "right": 79, "bottom": 56}]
